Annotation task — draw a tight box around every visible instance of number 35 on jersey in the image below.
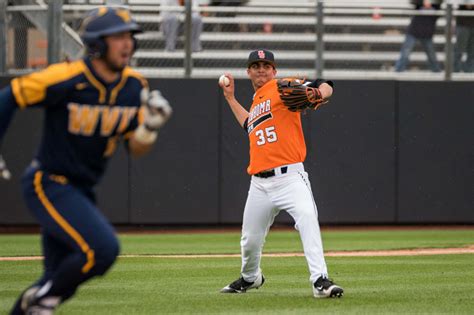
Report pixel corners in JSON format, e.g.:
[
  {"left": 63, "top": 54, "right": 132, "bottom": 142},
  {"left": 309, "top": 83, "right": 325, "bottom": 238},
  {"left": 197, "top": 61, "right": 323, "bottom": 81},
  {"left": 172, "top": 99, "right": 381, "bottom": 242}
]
[{"left": 255, "top": 126, "right": 278, "bottom": 146}]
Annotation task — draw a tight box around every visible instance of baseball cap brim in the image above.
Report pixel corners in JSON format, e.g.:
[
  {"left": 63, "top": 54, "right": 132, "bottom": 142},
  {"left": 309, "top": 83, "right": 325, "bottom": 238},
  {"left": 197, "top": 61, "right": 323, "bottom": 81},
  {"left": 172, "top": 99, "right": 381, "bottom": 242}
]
[{"left": 247, "top": 59, "right": 275, "bottom": 68}]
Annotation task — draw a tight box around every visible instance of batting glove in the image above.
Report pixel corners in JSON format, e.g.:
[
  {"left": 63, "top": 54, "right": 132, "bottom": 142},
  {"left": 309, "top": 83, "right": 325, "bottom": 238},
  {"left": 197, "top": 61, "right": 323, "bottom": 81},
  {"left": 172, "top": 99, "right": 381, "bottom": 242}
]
[
  {"left": 0, "top": 154, "right": 11, "bottom": 180},
  {"left": 141, "top": 88, "right": 173, "bottom": 130},
  {"left": 134, "top": 88, "right": 173, "bottom": 145}
]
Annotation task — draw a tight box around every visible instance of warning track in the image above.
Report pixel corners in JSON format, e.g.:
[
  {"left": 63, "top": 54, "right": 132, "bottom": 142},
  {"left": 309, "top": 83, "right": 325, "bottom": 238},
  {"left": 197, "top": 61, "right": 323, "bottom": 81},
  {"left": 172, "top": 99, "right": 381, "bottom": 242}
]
[{"left": 1, "top": 246, "right": 473, "bottom": 261}]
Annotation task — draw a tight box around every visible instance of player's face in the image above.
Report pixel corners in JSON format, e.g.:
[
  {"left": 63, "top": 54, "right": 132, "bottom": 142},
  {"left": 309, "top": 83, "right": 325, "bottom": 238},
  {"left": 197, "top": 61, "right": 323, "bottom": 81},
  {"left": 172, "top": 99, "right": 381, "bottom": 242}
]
[
  {"left": 104, "top": 31, "right": 134, "bottom": 72},
  {"left": 247, "top": 61, "right": 277, "bottom": 90}
]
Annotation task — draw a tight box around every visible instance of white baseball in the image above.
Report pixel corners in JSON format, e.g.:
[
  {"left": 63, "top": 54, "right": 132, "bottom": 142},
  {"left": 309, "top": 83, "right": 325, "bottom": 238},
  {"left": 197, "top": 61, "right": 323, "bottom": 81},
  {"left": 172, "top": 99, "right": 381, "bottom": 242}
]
[{"left": 219, "top": 75, "right": 230, "bottom": 87}]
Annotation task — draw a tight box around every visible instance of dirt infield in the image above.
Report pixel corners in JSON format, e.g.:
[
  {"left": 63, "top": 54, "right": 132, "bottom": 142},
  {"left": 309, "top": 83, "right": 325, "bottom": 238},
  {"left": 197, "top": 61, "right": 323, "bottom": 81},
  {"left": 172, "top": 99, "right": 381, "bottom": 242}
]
[{"left": 1, "top": 246, "right": 473, "bottom": 261}]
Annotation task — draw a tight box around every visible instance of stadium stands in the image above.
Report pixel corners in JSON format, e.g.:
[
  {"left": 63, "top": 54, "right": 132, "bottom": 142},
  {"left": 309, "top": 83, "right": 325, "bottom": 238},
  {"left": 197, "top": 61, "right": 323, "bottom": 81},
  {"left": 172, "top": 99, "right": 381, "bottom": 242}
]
[
  {"left": 123, "top": 0, "right": 452, "bottom": 78},
  {"left": 6, "top": 0, "right": 473, "bottom": 79}
]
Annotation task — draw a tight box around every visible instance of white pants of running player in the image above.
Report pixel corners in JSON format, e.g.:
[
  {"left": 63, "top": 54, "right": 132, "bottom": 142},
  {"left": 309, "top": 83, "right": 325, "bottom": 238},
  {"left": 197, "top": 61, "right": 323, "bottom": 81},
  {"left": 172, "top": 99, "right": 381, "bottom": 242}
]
[{"left": 240, "top": 163, "right": 328, "bottom": 284}]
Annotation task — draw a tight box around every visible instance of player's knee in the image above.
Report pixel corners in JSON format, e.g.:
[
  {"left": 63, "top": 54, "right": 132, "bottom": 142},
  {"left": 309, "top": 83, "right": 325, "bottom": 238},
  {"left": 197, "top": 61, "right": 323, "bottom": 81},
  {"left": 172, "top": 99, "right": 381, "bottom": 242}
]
[
  {"left": 241, "top": 233, "right": 265, "bottom": 253},
  {"left": 92, "top": 238, "right": 120, "bottom": 275},
  {"left": 298, "top": 207, "right": 319, "bottom": 222},
  {"left": 93, "top": 250, "right": 119, "bottom": 275}
]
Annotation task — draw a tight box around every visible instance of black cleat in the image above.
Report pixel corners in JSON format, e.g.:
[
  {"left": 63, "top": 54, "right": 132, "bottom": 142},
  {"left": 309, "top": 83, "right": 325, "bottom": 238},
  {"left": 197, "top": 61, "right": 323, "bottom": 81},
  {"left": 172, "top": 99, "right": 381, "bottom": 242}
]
[
  {"left": 220, "top": 273, "right": 265, "bottom": 293},
  {"left": 313, "top": 276, "right": 344, "bottom": 298}
]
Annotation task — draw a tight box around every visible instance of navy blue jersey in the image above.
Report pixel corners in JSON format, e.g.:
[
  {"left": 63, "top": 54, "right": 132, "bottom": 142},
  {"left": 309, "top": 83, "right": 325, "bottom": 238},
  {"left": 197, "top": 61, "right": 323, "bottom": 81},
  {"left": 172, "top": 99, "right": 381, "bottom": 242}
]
[{"left": 8, "top": 57, "right": 147, "bottom": 187}]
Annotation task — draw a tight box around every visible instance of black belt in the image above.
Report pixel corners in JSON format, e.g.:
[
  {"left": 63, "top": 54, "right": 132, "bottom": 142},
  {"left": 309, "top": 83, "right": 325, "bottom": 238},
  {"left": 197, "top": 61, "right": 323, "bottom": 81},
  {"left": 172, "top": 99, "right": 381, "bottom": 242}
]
[{"left": 254, "top": 166, "right": 288, "bottom": 178}]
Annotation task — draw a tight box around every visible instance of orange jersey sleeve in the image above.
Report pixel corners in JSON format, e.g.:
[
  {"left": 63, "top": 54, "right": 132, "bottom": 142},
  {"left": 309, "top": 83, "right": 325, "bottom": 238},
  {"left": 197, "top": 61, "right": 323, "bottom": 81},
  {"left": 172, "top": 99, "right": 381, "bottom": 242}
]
[{"left": 246, "top": 79, "right": 307, "bottom": 175}]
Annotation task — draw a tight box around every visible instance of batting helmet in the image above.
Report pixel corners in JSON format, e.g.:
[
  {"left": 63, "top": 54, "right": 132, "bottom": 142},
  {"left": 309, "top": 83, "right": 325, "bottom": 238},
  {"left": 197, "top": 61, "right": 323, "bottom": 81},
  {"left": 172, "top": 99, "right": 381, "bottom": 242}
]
[{"left": 80, "top": 6, "right": 142, "bottom": 58}]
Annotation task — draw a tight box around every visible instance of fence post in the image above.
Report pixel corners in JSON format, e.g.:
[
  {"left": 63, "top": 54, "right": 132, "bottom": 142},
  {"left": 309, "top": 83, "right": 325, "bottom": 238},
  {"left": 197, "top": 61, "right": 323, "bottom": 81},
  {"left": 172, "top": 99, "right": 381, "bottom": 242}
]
[
  {"left": 315, "top": 0, "right": 324, "bottom": 78},
  {"left": 0, "top": 0, "right": 7, "bottom": 74},
  {"left": 184, "top": 0, "right": 193, "bottom": 78},
  {"left": 48, "top": 0, "right": 62, "bottom": 65},
  {"left": 444, "top": 2, "right": 454, "bottom": 81}
]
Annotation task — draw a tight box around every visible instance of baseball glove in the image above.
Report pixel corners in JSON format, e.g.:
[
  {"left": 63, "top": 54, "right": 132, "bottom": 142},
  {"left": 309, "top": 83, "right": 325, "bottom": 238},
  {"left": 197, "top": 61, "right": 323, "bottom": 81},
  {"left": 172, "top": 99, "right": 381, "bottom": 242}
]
[{"left": 276, "top": 78, "right": 328, "bottom": 112}]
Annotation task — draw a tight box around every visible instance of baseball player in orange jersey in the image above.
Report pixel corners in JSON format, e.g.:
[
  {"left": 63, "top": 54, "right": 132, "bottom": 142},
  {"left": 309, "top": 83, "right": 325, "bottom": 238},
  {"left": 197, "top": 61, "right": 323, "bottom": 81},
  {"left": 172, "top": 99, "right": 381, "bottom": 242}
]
[{"left": 219, "top": 49, "right": 343, "bottom": 298}]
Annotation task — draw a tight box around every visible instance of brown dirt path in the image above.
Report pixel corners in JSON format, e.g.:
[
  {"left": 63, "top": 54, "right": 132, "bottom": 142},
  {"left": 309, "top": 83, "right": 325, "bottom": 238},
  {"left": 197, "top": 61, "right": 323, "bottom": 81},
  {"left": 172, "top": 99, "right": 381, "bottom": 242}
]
[{"left": 1, "top": 245, "right": 473, "bottom": 261}]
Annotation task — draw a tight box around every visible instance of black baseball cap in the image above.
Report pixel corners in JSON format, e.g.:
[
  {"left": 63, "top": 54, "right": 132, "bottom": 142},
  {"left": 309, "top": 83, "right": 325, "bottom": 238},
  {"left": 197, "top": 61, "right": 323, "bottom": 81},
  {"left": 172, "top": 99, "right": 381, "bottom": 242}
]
[{"left": 247, "top": 49, "right": 276, "bottom": 68}]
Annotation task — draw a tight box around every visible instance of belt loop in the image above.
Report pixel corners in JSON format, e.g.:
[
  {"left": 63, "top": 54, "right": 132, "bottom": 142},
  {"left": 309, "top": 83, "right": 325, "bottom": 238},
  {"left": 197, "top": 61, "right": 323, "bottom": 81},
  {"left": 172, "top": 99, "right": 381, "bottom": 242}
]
[{"left": 281, "top": 166, "right": 288, "bottom": 174}]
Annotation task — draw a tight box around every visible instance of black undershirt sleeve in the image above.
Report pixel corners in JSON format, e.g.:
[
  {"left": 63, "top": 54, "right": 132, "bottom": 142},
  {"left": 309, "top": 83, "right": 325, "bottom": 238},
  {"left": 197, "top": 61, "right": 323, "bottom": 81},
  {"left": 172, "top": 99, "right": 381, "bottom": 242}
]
[
  {"left": 243, "top": 117, "right": 249, "bottom": 132},
  {"left": 307, "top": 79, "right": 334, "bottom": 90}
]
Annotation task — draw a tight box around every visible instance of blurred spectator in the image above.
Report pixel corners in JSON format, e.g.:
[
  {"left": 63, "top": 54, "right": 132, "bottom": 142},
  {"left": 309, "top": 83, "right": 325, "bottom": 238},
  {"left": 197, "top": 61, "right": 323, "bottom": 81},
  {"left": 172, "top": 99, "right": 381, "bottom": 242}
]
[
  {"left": 161, "top": 0, "right": 203, "bottom": 52},
  {"left": 453, "top": 0, "right": 474, "bottom": 72},
  {"left": 210, "top": 0, "right": 245, "bottom": 16},
  {"left": 210, "top": 0, "right": 247, "bottom": 32},
  {"left": 394, "top": 0, "right": 443, "bottom": 72}
]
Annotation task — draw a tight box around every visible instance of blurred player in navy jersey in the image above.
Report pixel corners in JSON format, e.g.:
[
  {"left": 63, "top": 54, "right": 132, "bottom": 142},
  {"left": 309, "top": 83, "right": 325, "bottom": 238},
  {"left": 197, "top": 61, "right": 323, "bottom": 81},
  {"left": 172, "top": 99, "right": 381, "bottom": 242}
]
[{"left": 0, "top": 7, "right": 172, "bottom": 314}]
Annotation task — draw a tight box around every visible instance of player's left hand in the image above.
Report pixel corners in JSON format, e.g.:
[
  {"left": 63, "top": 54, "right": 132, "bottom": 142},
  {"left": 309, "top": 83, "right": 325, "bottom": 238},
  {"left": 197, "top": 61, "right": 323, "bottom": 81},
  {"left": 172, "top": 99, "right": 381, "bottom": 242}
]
[
  {"left": 140, "top": 88, "right": 173, "bottom": 130},
  {"left": 277, "top": 77, "right": 328, "bottom": 112},
  {"left": 0, "top": 154, "right": 11, "bottom": 180}
]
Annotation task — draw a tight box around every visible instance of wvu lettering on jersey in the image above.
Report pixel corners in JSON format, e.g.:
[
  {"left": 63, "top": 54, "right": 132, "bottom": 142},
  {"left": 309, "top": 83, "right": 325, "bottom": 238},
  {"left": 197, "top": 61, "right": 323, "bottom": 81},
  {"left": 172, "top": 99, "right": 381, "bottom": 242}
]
[{"left": 68, "top": 103, "right": 138, "bottom": 137}]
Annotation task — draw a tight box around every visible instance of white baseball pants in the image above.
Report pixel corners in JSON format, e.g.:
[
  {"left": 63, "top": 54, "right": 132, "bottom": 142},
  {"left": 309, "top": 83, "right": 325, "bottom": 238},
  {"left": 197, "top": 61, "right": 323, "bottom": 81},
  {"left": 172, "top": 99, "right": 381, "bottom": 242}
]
[{"left": 240, "top": 163, "right": 328, "bottom": 284}]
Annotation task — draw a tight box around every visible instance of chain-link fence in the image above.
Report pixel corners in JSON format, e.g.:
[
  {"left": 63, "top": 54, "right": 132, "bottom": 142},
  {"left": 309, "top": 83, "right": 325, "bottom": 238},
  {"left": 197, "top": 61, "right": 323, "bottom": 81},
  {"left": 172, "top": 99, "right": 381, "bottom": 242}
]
[{"left": 1, "top": 0, "right": 473, "bottom": 80}]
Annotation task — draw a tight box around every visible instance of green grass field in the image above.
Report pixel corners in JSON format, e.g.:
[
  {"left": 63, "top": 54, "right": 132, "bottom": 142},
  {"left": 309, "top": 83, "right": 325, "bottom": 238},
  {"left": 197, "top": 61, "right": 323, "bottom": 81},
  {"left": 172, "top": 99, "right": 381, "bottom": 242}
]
[{"left": 1, "top": 229, "right": 473, "bottom": 314}]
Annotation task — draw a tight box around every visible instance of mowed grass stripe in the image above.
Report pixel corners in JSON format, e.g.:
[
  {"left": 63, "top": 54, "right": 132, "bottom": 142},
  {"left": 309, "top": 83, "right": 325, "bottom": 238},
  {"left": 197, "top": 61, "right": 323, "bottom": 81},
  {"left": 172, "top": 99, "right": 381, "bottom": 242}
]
[{"left": 0, "top": 255, "right": 473, "bottom": 314}]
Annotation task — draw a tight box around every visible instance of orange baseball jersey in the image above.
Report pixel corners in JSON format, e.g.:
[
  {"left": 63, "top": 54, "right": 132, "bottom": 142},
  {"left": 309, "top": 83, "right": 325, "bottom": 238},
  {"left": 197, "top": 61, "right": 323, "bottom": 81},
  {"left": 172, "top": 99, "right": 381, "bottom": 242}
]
[{"left": 246, "top": 79, "right": 306, "bottom": 175}]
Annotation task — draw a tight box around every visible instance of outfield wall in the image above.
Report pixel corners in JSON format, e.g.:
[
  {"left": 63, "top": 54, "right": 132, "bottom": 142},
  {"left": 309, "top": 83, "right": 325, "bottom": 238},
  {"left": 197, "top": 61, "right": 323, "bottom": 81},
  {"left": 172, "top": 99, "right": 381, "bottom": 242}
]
[{"left": 0, "top": 78, "right": 472, "bottom": 225}]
